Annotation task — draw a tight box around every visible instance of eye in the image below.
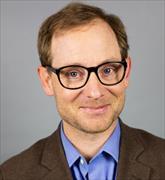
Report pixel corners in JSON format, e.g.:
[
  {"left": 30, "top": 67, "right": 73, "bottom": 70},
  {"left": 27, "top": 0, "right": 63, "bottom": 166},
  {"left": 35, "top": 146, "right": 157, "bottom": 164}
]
[
  {"left": 103, "top": 67, "right": 111, "bottom": 75},
  {"left": 101, "top": 66, "right": 114, "bottom": 77},
  {"left": 61, "top": 67, "right": 85, "bottom": 80},
  {"left": 100, "top": 63, "right": 121, "bottom": 77},
  {"left": 67, "top": 71, "right": 79, "bottom": 78}
]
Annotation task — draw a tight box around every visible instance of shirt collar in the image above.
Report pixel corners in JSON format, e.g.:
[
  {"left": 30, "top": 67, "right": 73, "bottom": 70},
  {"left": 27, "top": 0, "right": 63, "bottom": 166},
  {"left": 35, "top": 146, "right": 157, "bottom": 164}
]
[
  {"left": 99, "top": 121, "right": 120, "bottom": 162},
  {"left": 60, "top": 123, "right": 81, "bottom": 167},
  {"left": 60, "top": 120, "right": 121, "bottom": 167}
]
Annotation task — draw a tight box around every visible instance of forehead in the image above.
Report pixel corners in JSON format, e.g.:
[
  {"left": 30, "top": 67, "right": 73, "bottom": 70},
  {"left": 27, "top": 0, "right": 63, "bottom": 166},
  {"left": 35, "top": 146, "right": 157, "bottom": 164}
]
[{"left": 51, "top": 19, "right": 121, "bottom": 67}]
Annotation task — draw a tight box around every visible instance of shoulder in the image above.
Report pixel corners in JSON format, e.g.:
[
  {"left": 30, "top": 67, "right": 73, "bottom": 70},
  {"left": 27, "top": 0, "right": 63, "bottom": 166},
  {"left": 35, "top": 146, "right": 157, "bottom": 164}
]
[
  {"left": 0, "top": 131, "right": 57, "bottom": 180},
  {"left": 118, "top": 121, "right": 165, "bottom": 179},
  {"left": 126, "top": 123, "right": 164, "bottom": 148},
  {"left": 121, "top": 121, "right": 165, "bottom": 159}
]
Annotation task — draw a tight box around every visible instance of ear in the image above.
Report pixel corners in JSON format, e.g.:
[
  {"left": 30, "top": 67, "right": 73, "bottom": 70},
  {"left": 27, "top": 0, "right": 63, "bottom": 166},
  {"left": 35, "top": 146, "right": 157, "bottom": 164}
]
[
  {"left": 124, "top": 56, "right": 132, "bottom": 87},
  {"left": 37, "top": 66, "right": 54, "bottom": 96}
]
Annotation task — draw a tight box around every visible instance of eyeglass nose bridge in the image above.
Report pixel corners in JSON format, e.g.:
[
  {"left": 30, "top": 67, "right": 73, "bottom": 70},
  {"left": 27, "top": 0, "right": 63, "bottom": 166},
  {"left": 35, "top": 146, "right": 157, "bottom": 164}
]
[{"left": 85, "top": 66, "right": 102, "bottom": 84}]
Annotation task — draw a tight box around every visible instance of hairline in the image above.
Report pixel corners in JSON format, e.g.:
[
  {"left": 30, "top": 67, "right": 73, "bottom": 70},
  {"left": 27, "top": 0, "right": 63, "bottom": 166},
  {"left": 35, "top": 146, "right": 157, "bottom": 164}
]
[{"left": 50, "top": 18, "right": 120, "bottom": 64}]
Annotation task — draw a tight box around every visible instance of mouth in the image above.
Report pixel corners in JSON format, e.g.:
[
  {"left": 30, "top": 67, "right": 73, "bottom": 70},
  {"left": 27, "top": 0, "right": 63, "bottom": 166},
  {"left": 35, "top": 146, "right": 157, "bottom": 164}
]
[{"left": 80, "top": 104, "right": 109, "bottom": 115}]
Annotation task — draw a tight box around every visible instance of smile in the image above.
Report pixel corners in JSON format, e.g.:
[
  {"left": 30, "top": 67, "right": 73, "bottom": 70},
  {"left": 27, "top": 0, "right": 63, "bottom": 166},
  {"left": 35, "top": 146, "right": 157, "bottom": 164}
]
[{"left": 80, "top": 104, "right": 109, "bottom": 114}]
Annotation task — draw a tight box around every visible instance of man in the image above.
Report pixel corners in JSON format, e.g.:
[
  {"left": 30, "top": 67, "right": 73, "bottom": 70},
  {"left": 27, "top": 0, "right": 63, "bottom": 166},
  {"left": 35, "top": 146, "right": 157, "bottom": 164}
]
[{"left": 0, "top": 2, "right": 164, "bottom": 180}]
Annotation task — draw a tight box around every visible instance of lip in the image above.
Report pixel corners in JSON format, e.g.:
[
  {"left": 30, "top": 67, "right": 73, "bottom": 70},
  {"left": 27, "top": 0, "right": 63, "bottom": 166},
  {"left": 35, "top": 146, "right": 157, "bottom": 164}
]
[{"left": 80, "top": 104, "right": 109, "bottom": 115}]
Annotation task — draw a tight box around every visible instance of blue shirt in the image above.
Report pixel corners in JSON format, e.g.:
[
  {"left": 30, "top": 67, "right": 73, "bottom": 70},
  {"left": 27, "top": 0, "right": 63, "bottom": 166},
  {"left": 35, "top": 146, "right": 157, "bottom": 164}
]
[{"left": 60, "top": 121, "right": 121, "bottom": 180}]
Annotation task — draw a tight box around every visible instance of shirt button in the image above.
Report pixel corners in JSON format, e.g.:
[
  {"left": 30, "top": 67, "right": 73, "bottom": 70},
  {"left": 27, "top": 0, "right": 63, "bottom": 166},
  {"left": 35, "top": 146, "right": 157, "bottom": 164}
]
[{"left": 80, "top": 158, "right": 84, "bottom": 165}]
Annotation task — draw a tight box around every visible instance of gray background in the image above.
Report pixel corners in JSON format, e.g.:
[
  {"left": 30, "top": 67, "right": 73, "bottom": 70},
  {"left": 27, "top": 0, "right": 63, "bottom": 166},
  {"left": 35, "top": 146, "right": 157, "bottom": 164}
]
[{"left": 0, "top": 0, "right": 164, "bottom": 163}]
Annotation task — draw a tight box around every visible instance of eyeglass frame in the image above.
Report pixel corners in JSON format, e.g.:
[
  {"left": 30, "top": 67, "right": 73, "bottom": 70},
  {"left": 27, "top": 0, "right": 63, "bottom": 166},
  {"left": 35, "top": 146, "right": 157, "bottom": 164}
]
[{"left": 45, "top": 59, "right": 127, "bottom": 90}]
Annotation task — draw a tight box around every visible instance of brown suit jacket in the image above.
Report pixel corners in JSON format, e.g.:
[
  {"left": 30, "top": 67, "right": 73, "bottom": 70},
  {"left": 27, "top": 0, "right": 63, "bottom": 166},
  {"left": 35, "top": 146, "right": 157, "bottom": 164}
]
[{"left": 0, "top": 121, "right": 165, "bottom": 180}]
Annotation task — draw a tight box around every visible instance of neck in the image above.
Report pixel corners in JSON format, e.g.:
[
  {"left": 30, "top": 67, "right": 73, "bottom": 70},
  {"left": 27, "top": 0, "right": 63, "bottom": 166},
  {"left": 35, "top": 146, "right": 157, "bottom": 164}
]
[{"left": 62, "top": 120, "right": 118, "bottom": 161}]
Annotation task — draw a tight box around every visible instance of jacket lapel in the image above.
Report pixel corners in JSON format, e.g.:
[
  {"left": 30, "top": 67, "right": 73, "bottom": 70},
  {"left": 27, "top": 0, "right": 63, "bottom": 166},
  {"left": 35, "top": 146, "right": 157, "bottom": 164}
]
[
  {"left": 40, "top": 126, "right": 73, "bottom": 180},
  {"left": 116, "top": 121, "right": 151, "bottom": 180}
]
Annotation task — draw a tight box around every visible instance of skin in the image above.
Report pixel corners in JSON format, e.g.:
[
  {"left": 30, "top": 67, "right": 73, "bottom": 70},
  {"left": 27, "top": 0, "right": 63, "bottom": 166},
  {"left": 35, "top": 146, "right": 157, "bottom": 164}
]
[{"left": 38, "top": 19, "right": 131, "bottom": 160}]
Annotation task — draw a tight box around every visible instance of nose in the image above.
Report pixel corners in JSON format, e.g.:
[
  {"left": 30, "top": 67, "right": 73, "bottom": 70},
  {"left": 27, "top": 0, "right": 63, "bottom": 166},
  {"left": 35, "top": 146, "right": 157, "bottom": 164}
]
[{"left": 83, "top": 72, "right": 105, "bottom": 99}]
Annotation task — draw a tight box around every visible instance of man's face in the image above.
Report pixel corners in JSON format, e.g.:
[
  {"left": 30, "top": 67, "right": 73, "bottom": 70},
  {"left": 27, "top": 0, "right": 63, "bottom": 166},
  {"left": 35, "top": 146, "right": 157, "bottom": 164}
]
[{"left": 39, "top": 20, "right": 131, "bottom": 134}]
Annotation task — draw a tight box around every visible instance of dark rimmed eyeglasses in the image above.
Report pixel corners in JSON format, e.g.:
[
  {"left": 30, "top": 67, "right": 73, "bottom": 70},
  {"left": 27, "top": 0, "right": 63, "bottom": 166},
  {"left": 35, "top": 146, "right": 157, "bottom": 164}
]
[{"left": 45, "top": 60, "right": 127, "bottom": 90}]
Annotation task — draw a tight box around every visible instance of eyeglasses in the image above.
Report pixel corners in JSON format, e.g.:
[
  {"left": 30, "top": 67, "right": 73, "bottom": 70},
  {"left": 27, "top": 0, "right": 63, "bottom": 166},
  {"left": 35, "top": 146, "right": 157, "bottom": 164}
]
[{"left": 46, "top": 60, "right": 127, "bottom": 90}]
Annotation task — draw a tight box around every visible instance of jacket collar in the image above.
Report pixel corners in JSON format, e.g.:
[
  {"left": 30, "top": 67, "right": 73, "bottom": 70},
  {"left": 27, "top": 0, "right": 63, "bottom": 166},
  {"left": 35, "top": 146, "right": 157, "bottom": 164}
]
[{"left": 116, "top": 120, "right": 151, "bottom": 180}]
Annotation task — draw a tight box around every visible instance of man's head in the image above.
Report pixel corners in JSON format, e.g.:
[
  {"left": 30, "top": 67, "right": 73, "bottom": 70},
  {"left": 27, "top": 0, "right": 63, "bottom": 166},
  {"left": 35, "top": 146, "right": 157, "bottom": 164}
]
[
  {"left": 37, "top": 2, "right": 129, "bottom": 67},
  {"left": 38, "top": 3, "right": 131, "bottom": 135}
]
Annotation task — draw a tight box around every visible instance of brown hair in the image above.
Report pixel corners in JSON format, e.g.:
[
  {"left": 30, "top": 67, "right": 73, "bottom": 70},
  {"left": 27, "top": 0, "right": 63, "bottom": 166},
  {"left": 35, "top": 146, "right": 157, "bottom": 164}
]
[{"left": 37, "top": 2, "right": 129, "bottom": 66}]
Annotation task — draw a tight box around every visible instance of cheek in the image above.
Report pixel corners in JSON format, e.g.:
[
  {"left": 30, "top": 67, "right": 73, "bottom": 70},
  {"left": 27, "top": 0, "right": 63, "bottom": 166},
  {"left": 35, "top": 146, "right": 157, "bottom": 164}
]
[
  {"left": 106, "top": 84, "right": 126, "bottom": 116},
  {"left": 52, "top": 82, "right": 81, "bottom": 105},
  {"left": 54, "top": 88, "right": 82, "bottom": 120},
  {"left": 106, "top": 83, "right": 126, "bottom": 97},
  {"left": 51, "top": 76, "right": 78, "bottom": 101},
  {"left": 58, "top": 91, "right": 80, "bottom": 103}
]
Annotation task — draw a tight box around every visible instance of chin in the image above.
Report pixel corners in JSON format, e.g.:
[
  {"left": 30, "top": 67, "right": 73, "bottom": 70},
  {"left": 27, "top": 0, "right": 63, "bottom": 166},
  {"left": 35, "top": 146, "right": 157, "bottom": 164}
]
[{"left": 76, "top": 116, "right": 116, "bottom": 134}]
